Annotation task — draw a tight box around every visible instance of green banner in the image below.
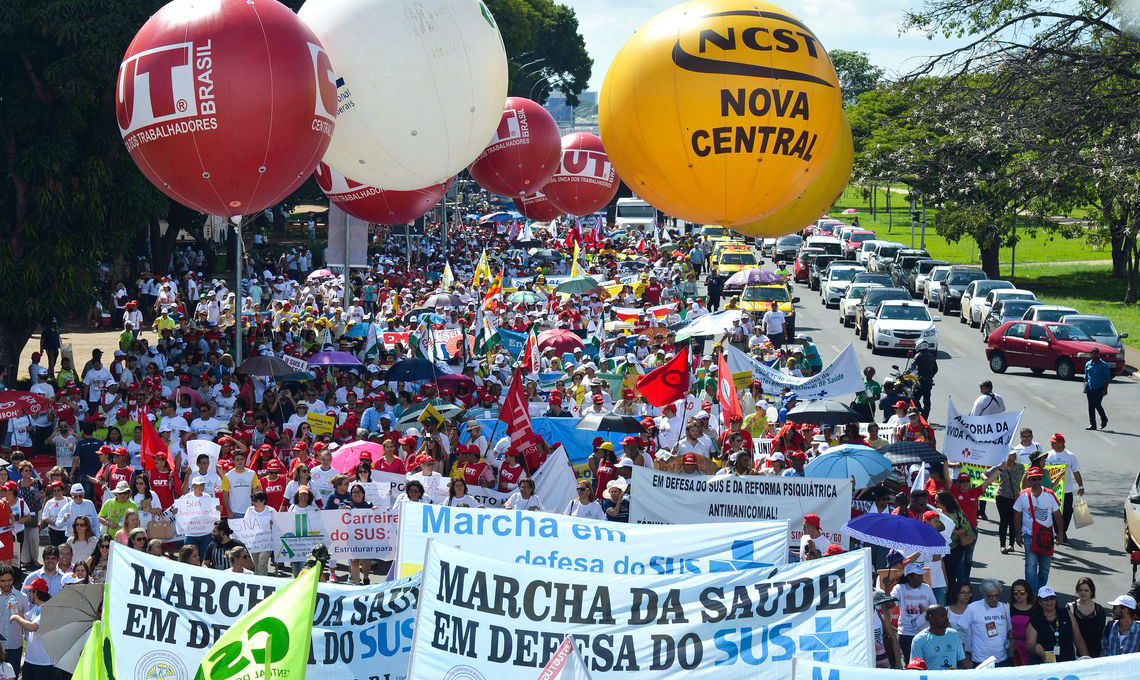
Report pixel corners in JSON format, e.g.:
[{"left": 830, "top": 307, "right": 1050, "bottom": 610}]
[{"left": 961, "top": 463, "right": 1067, "bottom": 511}]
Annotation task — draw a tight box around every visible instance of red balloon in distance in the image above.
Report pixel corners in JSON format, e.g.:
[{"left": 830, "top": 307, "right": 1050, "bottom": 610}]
[
  {"left": 513, "top": 190, "right": 563, "bottom": 222},
  {"left": 469, "top": 97, "right": 561, "bottom": 197},
  {"left": 543, "top": 133, "right": 620, "bottom": 217},
  {"left": 116, "top": 0, "right": 336, "bottom": 217},
  {"left": 314, "top": 162, "right": 448, "bottom": 225}
]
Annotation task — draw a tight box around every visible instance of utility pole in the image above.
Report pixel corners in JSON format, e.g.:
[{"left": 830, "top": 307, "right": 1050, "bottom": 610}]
[{"left": 920, "top": 202, "right": 927, "bottom": 249}]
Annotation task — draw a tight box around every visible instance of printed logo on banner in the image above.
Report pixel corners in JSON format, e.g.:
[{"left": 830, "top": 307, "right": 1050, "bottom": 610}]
[
  {"left": 444, "top": 667, "right": 488, "bottom": 680},
  {"left": 798, "top": 619, "right": 850, "bottom": 661},
  {"left": 708, "top": 540, "right": 776, "bottom": 572},
  {"left": 136, "top": 650, "right": 187, "bottom": 680}
]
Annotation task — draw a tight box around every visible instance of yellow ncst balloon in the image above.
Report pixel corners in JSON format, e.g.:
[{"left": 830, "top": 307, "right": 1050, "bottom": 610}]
[
  {"left": 733, "top": 112, "right": 852, "bottom": 237},
  {"left": 600, "top": 0, "right": 845, "bottom": 226}
]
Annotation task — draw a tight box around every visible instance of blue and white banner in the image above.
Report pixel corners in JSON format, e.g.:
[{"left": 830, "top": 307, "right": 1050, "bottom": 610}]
[
  {"left": 628, "top": 467, "right": 852, "bottom": 549},
  {"left": 105, "top": 544, "right": 418, "bottom": 680},
  {"left": 796, "top": 655, "right": 1140, "bottom": 680},
  {"left": 725, "top": 344, "right": 865, "bottom": 400},
  {"left": 407, "top": 542, "right": 873, "bottom": 679},
  {"left": 943, "top": 397, "right": 1024, "bottom": 465},
  {"left": 393, "top": 503, "right": 789, "bottom": 577}
]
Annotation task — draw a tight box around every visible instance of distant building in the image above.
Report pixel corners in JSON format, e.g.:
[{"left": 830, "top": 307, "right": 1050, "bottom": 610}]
[{"left": 543, "top": 91, "right": 597, "bottom": 124}]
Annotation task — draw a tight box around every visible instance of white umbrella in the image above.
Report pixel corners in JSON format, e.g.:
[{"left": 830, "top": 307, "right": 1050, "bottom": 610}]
[
  {"left": 38, "top": 584, "right": 102, "bottom": 673},
  {"left": 674, "top": 310, "right": 746, "bottom": 341}
]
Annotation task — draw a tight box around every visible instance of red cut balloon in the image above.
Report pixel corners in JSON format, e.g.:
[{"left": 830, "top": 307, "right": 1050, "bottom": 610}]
[
  {"left": 543, "top": 133, "right": 621, "bottom": 216},
  {"left": 513, "top": 190, "right": 563, "bottom": 222},
  {"left": 469, "top": 97, "right": 561, "bottom": 197},
  {"left": 313, "top": 162, "right": 448, "bottom": 224},
  {"left": 116, "top": 0, "right": 336, "bottom": 217}
]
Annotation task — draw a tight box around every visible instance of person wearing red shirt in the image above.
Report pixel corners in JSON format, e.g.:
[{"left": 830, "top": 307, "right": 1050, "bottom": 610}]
[
  {"left": 400, "top": 436, "right": 419, "bottom": 468},
  {"left": 376, "top": 440, "right": 405, "bottom": 474},
  {"left": 897, "top": 409, "right": 937, "bottom": 446},
  {"left": 247, "top": 443, "right": 276, "bottom": 473},
  {"left": 260, "top": 459, "right": 289, "bottom": 510},
  {"left": 593, "top": 443, "right": 618, "bottom": 500},
  {"left": 524, "top": 436, "right": 550, "bottom": 474},
  {"left": 643, "top": 277, "right": 662, "bottom": 305},
  {"left": 949, "top": 467, "right": 999, "bottom": 529},
  {"left": 147, "top": 455, "right": 181, "bottom": 509},
  {"left": 717, "top": 416, "right": 754, "bottom": 453},
  {"left": 98, "top": 448, "right": 134, "bottom": 503},
  {"left": 288, "top": 442, "right": 314, "bottom": 475},
  {"left": 496, "top": 451, "right": 526, "bottom": 492},
  {"left": 458, "top": 446, "right": 495, "bottom": 489}
]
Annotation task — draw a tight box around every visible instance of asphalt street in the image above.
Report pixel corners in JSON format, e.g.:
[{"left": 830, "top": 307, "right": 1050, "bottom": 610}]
[{"left": 778, "top": 263, "right": 1140, "bottom": 598}]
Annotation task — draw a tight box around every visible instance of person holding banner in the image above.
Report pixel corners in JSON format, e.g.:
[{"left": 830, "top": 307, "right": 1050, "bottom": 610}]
[
  {"left": 960, "top": 579, "right": 1014, "bottom": 666},
  {"left": 504, "top": 477, "right": 543, "bottom": 511}
]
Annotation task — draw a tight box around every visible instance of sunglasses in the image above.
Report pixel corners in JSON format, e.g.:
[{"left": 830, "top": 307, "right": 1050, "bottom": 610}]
[{"left": 1013, "top": 589, "right": 1027, "bottom": 595}]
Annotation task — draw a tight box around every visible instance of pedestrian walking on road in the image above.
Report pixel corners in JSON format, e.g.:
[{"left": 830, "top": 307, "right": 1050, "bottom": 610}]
[
  {"left": 1083, "top": 347, "right": 1111, "bottom": 430},
  {"left": 970, "top": 380, "right": 1005, "bottom": 416},
  {"left": 913, "top": 342, "right": 938, "bottom": 419},
  {"left": 1044, "top": 433, "right": 1084, "bottom": 538},
  {"left": 1013, "top": 467, "right": 1064, "bottom": 592}
]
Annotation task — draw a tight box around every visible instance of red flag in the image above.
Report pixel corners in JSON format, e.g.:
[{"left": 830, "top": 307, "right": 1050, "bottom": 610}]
[
  {"left": 635, "top": 346, "right": 691, "bottom": 407},
  {"left": 498, "top": 369, "right": 539, "bottom": 466},
  {"left": 717, "top": 351, "right": 743, "bottom": 428},
  {"left": 139, "top": 409, "right": 174, "bottom": 471}
]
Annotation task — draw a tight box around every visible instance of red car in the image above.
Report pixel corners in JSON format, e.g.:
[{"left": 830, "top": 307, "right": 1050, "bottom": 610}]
[
  {"left": 793, "top": 248, "right": 824, "bottom": 283},
  {"left": 986, "top": 320, "right": 1125, "bottom": 379},
  {"left": 843, "top": 230, "right": 876, "bottom": 257}
]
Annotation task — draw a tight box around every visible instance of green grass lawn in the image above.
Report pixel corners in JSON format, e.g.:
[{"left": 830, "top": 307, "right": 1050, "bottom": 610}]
[{"left": 825, "top": 187, "right": 1110, "bottom": 265}]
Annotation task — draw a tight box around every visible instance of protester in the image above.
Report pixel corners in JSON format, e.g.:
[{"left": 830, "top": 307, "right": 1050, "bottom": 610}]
[
  {"left": 959, "top": 579, "right": 1013, "bottom": 666},
  {"left": 1013, "top": 467, "right": 1064, "bottom": 591}
]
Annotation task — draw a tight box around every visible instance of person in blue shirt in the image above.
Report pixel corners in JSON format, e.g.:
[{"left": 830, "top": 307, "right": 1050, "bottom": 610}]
[
  {"left": 1083, "top": 346, "right": 1111, "bottom": 430},
  {"left": 910, "top": 604, "right": 969, "bottom": 669}
]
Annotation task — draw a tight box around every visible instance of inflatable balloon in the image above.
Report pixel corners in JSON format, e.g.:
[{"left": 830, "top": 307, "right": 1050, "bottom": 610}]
[
  {"left": 116, "top": 0, "right": 336, "bottom": 217},
  {"left": 543, "top": 133, "right": 621, "bottom": 216},
  {"left": 469, "top": 97, "right": 561, "bottom": 196},
  {"left": 733, "top": 113, "right": 853, "bottom": 237},
  {"left": 313, "top": 162, "right": 448, "bottom": 225},
  {"left": 299, "top": 0, "right": 508, "bottom": 190},
  {"left": 513, "top": 190, "right": 563, "bottom": 222},
  {"left": 599, "top": 0, "right": 845, "bottom": 226}
]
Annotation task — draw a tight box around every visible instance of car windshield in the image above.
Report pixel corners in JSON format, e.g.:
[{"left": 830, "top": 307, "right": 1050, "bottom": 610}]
[
  {"left": 1048, "top": 325, "right": 1091, "bottom": 342},
  {"left": 917, "top": 261, "right": 943, "bottom": 274},
  {"left": 849, "top": 233, "right": 874, "bottom": 243},
  {"left": 720, "top": 253, "right": 756, "bottom": 265},
  {"left": 1069, "top": 319, "right": 1117, "bottom": 337},
  {"left": 860, "top": 242, "right": 879, "bottom": 252},
  {"left": 878, "top": 246, "right": 901, "bottom": 258},
  {"left": 1037, "top": 309, "right": 1076, "bottom": 322},
  {"left": 865, "top": 290, "right": 910, "bottom": 305},
  {"left": 977, "top": 281, "right": 1013, "bottom": 295},
  {"left": 742, "top": 286, "right": 790, "bottom": 302},
  {"left": 947, "top": 270, "right": 985, "bottom": 285},
  {"left": 777, "top": 235, "right": 803, "bottom": 246},
  {"left": 930, "top": 270, "right": 950, "bottom": 281},
  {"left": 829, "top": 268, "right": 860, "bottom": 282},
  {"left": 619, "top": 205, "right": 657, "bottom": 219},
  {"left": 1001, "top": 301, "right": 1040, "bottom": 317},
  {"left": 998, "top": 292, "right": 1034, "bottom": 301},
  {"left": 897, "top": 257, "right": 921, "bottom": 269},
  {"left": 846, "top": 285, "right": 873, "bottom": 299},
  {"left": 853, "top": 274, "right": 892, "bottom": 285},
  {"left": 879, "top": 305, "right": 931, "bottom": 321}
]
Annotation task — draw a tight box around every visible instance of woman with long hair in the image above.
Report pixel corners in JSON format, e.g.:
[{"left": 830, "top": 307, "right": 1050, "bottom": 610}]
[
  {"left": 67, "top": 515, "right": 98, "bottom": 563},
  {"left": 1009, "top": 578, "right": 1038, "bottom": 665},
  {"left": 346, "top": 484, "right": 374, "bottom": 585},
  {"left": 85, "top": 535, "right": 113, "bottom": 583},
  {"left": 62, "top": 560, "right": 91, "bottom": 585}
]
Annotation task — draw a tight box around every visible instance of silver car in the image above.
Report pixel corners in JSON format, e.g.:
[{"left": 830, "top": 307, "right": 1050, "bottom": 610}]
[
  {"left": 839, "top": 283, "right": 882, "bottom": 327},
  {"left": 924, "top": 265, "right": 951, "bottom": 307},
  {"left": 1061, "top": 314, "right": 1128, "bottom": 358}
]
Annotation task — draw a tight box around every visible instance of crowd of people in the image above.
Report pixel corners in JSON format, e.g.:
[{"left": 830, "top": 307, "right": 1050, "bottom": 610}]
[{"left": 0, "top": 202, "right": 1137, "bottom": 679}]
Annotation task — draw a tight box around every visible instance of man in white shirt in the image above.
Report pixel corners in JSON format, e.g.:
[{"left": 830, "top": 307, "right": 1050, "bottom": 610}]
[
  {"left": 1012, "top": 467, "right": 1064, "bottom": 592},
  {"left": 761, "top": 301, "right": 787, "bottom": 348},
  {"left": 1008, "top": 427, "right": 1043, "bottom": 463},
  {"left": 189, "top": 404, "right": 223, "bottom": 440},
  {"left": 970, "top": 380, "right": 1006, "bottom": 415},
  {"left": 958, "top": 579, "right": 1011, "bottom": 665},
  {"left": 1043, "top": 432, "right": 1083, "bottom": 537},
  {"left": 221, "top": 451, "right": 260, "bottom": 517}
]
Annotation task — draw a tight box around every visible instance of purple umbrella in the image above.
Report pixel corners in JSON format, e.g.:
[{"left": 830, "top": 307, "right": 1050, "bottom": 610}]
[
  {"left": 724, "top": 268, "right": 783, "bottom": 288},
  {"left": 307, "top": 351, "right": 362, "bottom": 367},
  {"left": 844, "top": 512, "right": 949, "bottom": 555}
]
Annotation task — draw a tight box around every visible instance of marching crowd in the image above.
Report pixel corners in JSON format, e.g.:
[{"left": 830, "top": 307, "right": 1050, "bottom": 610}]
[{"left": 0, "top": 203, "right": 1138, "bottom": 679}]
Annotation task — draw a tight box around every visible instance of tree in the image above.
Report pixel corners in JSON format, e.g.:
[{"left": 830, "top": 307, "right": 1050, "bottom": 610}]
[
  {"left": 489, "top": 0, "right": 592, "bottom": 105},
  {"left": 830, "top": 50, "right": 883, "bottom": 107}
]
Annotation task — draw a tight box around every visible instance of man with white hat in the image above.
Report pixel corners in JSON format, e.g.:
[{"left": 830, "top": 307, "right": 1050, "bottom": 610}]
[
  {"left": 58, "top": 484, "right": 99, "bottom": 536},
  {"left": 890, "top": 562, "right": 938, "bottom": 661},
  {"left": 1103, "top": 594, "right": 1140, "bottom": 655}
]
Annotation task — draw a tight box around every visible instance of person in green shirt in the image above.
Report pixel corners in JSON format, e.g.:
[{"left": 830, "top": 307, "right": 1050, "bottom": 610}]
[
  {"left": 118, "top": 326, "right": 135, "bottom": 353},
  {"left": 55, "top": 356, "right": 78, "bottom": 389},
  {"left": 853, "top": 366, "right": 882, "bottom": 421},
  {"left": 98, "top": 481, "right": 138, "bottom": 534}
]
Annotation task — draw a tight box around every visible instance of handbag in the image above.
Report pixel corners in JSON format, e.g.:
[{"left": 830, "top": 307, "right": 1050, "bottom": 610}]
[
  {"left": 147, "top": 518, "right": 175, "bottom": 541},
  {"left": 1027, "top": 492, "right": 1055, "bottom": 556},
  {"left": 1073, "top": 496, "right": 1094, "bottom": 529}
]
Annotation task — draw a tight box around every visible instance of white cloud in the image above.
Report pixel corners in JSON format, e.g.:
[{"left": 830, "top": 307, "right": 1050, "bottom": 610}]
[{"left": 558, "top": 0, "right": 967, "bottom": 90}]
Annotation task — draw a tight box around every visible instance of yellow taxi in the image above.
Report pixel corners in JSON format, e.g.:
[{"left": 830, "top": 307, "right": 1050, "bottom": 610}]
[
  {"left": 700, "top": 225, "right": 733, "bottom": 243},
  {"left": 715, "top": 249, "right": 760, "bottom": 275},
  {"left": 737, "top": 283, "right": 799, "bottom": 335}
]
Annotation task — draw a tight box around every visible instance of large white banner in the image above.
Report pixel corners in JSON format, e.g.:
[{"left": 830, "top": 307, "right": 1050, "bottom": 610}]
[
  {"left": 408, "top": 542, "right": 873, "bottom": 679},
  {"left": 943, "top": 397, "right": 1023, "bottom": 465},
  {"left": 628, "top": 468, "right": 851, "bottom": 549},
  {"left": 105, "top": 545, "right": 417, "bottom": 680},
  {"left": 796, "top": 654, "right": 1140, "bottom": 680},
  {"left": 273, "top": 507, "right": 399, "bottom": 562},
  {"left": 394, "top": 503, "right": 789, "bottom": 578},
  {"left": 725, "top": 345, "right": 865, "bottom": 400}
]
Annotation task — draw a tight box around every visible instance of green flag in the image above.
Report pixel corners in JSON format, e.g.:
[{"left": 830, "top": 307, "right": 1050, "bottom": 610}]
[
  {"left": 74, "top": 620, "right": 110, "bottom": 680},
  {"left": 474, "top": 308, "right": 500, "bottom": 355},
  {"left": 194, "top": 564, "right": 321, "bottom": 680}
]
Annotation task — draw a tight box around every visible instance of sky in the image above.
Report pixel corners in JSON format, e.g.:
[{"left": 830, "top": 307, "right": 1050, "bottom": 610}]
[{"left": 559, "top": 0, "right": 964, "bottom": 91}]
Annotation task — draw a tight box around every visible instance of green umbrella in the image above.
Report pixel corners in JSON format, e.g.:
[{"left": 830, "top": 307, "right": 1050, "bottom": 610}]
[
  {"left": 507, "top": 290, "right": 545, "bottom": 305},
  {"left": 554, "top": 276, "right": 601, "bottom": 295}
]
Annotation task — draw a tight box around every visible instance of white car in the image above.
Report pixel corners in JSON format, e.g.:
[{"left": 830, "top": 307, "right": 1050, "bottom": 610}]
[
  {"left": 961, "top": 280, "right": 1015, "bottom": 326},
  {"left": 977, "top": 289, "right": 1037, "bottom": 333},
  {"left": 868, "top": 300, "right": 941, "bottom": 354},
  {"left": 923, "top": 266, "right": 952, "bottom": 307},
  {"left": 856, "top": 239, "right": 888, "bottom": 266},
  {"left": 820, "top": 264, "right": 865, "bottom": 307},
  {"left": 839, "top": 283, "right": 882, "bottom": 327}
]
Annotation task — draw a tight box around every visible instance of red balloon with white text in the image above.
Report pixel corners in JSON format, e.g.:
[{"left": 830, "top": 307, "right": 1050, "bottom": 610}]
[
  {"left": 469, "top": 97, "right": 561, "bottom": 197},
  {"left": 513, "top": 190, "right": 563, "bottom": 222},
  {"left": 543, "top": 133, "right": 620, "bottom": 216},
  {"left": 313, "top": 162, "right": 448, "bottom": 224},
  {"left": 115, "top": 0, "right": 336, "bottom": 217}
]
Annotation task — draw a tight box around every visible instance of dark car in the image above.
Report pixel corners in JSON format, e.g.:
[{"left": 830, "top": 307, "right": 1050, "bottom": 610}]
[
  {"left": 855, "top": 287, "right": 913, "bottom": 340},
  {"left": 852, "top": 272, "right": 893, "bottom": 288},
  {"left": 986, "top": 321, "right": 1125, "bottom": 379},
  {"left": 938, "top": 266, "right": 986, "bottom": 313},
  {"left": 888, "top": 249, "right": 931, "bottom": 286},
  {"left": 809, "top": 254, "right": 844, "bottom": 291},
  {"left": 774, "top": 235, "right": 804, "bottom": 264},
  {"left": 905, "top": 259, "right": 949, "bottom": 297},
  {"left": 981, "top": 299, "right": 1045, "bottom": 340},
  {"left": 793, "top": 248, "right": 824, "bottom": 282}
]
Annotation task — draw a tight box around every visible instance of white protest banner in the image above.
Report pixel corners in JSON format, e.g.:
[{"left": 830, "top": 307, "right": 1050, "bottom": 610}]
[
  {"left": 172, "top": 493, "right": 220, "bottom": 536},
  {"left": 229, "top": 514, "right": 275, "bottom": 553},
  {"left": 282, "top": 354, "right": 309, "bottom": 373},
  {"left": 105, "top": 544, "right": 418, "bottom": 680},
  {"left": 796, "top": 654, "right": 1140, "bottom": 680},
  {"left": 407, "top": 542, "right": 873, "bottom": 679},
  {"left": 394, "top": 503, "right": 789, "bottom": 578},
  {"left": 943, "top": 397, "right": 1023, "bottom": 465},
  {"left": 725, "top": 344, "right": 865, "bottom": 400},
  {"left": 273, "top": 507, "right": 399, "bottom": 563},
  {"left": 627, "top": 468, "right": 851, "bottom": 549},
  {"left": 185, "top": 440, "right": 220, "bottom": 477}
]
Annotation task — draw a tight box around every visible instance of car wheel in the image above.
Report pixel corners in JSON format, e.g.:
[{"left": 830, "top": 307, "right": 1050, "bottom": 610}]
[
  {"left": 870, "top": 344, "right": 879, "bottom": 355},
  {"left": 970, "top": 314, "right": 979, "bottom": 328},
  {"left": 866, "top": 335, "right": 874, "bottom": 350},
  {"left": 958, "top": 309, "right": 966, "bottom": 324},
  {"left": 1056, "top": 358, "right": 1076, "bottom": 380},
  {"left": 1030, "top": 367, "right": 1045, "bottom": 375},
  {"left": 989, "top": 351, "right": 1007, "bottom": 373}
]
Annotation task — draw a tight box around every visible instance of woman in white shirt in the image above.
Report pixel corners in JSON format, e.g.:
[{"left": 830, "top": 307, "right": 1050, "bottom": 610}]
[
  {"left": 392, "top": 480, "right": 432, "bottom": 510},
  {"left": 446, "top": 479, "right": 479, "bottom": 508},
  {"left": 562, "top": 482, "right": 605, "bottom": 520},
  {"left": 505, "top": 477, "right": 544, "bottom": 511},
  {"left": 66, "top": 515, "right": 99, "bottom": 564},
  {"left": 131, "top": 474, "right": 162, "bottom": 529},
  {"left": 242, "top": 492, "right": 275, "bottom": 575}
]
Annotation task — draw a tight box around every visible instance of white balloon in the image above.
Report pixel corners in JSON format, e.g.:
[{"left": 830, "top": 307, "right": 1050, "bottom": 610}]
[{"left": 299, "top": 0, "right": 508, "bottom": 190}]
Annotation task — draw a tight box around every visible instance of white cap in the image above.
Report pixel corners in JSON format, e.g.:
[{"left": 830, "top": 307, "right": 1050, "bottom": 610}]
[
  {"left": 903, "top": 563, "right": 924, "bottom": 576},
  {"left": 70, "top": 484, "right": 84, "bottom": 495},
  {"left": 769, "top": 452, "right": 786, "bottom": 462},
  {"left": 616, "top": 459, "right": 634, "bottom": 469},
  {"left": 606, "top": 479, "right": 628, "bottom": 491},
  {"left": 1037, "top": 586, "right": 1056, "bottom": 599},
  {"left": 1108, "top": 595, "right": 1137, "bottom": 609},
  {"left": 191, "top": 476, "right": 207, "bottom": 486}
]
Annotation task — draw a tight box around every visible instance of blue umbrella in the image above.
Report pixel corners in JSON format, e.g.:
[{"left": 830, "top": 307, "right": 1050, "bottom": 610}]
[
  {"left": 385, "top": 359, "right": 453, "bottom": 382},
  {"left": 307, "top": 351, "right": 362, "bottom": 367},
  {"left": 802, "top": 444, "right": 892, "bottom": 488},
  {"left": 343, "top": 324, "right": 369, "bottom": 339},
  {"left": 844, "top": 512, "right": 950, "bottom": 555}
]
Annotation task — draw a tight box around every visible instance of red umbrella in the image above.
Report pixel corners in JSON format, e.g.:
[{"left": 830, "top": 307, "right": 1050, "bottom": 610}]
[
  {"left": 0, "top": 392, "right": 52, "bottom": 420},
  {"left": 537, "top": 329, "right": 585, "bottom": 355},
  {"left": 331, "top": 440, "right": 385, "bottom": 474},
  {"left": 436, "top": 373, "right": 476, "bottom": 393}
]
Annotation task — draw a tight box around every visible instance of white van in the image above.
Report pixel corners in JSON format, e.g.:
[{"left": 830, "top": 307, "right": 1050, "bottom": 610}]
[{"left": 615, "top": 197, "right": 657, "bottom": 233}]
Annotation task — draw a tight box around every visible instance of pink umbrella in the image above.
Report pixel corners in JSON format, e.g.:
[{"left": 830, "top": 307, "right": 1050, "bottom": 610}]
[
  {"left": 331, "top": 440, "right": 385, "bottom": 474},
  {"left": 537, "top": 328, "right": 585, "bottom": 355},
  {"left": 841, "top": 208, "right": 859, "bottom": 214}
]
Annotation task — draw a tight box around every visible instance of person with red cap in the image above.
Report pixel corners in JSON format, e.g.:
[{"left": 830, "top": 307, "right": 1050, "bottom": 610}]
[
  {"left": 496, "top": 449, "right": 527, "bottom": 493},
  {"left": 717, "top": 413, "right": 754, "bottom": 453},
  {"left": 1044, "top": 432, "right": 1084, "bottom": 538},
  {"left": 259, "top": 459, "right": 288, "bottom": 510},
  {"left": 800, "top": 514, "right": 832, "bottom": 558},
  {"left": 543, "top": 392, "right": 570, "bottom": 418},
  {"left": 1013, "top": 466, "right": 1063, "bottom": 592},
  {"left": 10, "top": 576, "right": 53, "bottom": 680}
]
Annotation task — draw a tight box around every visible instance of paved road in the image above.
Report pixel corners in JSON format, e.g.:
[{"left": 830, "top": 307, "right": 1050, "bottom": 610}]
[{"left": 781, "top": 265, "right": 1140, "bottom": 598}]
